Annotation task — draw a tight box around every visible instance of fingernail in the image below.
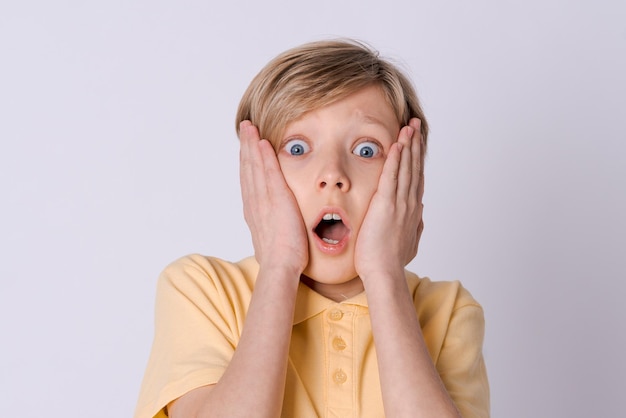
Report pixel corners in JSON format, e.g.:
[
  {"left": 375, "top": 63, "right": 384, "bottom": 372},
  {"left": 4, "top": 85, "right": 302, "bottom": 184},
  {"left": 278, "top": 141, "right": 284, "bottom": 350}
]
[
  {"left": 240, "top": 120, "right": 252, "bottom": 131},
  {"left": 406, "top": 127, "right": 414, "bottom": 138}
]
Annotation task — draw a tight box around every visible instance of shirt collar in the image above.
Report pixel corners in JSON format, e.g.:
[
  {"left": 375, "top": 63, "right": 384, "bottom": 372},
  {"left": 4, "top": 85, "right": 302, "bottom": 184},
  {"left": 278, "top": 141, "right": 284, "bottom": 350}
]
[
  {"left": 241, "top": 257, "right": 369, "bottom": 325},
  {"left": 293, "top": 281, "right": 369, "bottom": 325}
]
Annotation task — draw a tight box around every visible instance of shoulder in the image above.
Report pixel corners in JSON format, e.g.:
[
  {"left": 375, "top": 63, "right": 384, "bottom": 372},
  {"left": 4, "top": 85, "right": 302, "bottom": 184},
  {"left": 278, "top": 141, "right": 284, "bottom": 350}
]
[
  {"left": 405, "top": 271, "right": 482, "bottom": 314},
  {"left": 158, "top": 254, "right": 259, "bottom": 290},
  {"left": 155, "top": 254, "right": 260, "bottom": 310},
  {"left": 404, "top": 271, "right": 484, "bottom": 362}
]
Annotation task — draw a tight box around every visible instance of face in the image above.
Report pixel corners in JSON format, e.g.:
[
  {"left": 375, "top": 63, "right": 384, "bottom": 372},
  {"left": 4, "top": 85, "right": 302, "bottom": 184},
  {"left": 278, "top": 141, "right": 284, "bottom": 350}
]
[{"left": 276, "top": 85, "right": 400, "bottom": 296}]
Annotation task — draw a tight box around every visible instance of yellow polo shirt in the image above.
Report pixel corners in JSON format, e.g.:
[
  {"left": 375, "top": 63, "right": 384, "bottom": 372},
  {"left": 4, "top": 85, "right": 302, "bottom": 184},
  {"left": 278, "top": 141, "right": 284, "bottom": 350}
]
[{"left": 134, "top": 255, "right": 489, "bottom": 418}]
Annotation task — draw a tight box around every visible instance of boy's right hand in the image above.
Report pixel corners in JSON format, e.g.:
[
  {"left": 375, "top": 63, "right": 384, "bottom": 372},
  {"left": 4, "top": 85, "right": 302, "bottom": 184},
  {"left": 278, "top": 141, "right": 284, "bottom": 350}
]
[{"left": 239, "top": 121, "right": 309, "bottom": 277}]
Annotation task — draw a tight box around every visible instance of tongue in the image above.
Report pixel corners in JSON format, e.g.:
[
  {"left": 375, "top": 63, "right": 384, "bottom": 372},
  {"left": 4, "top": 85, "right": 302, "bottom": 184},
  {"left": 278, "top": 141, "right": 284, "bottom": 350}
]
[{"left": 317, "top": 221, "right": 347, "bottom": 241}]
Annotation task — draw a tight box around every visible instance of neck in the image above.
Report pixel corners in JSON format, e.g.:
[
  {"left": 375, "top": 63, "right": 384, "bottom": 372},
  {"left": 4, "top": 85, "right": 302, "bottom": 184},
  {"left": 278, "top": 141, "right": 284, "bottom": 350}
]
[{"left": 300, "top": 275, "right": 364, "bottom": 302}]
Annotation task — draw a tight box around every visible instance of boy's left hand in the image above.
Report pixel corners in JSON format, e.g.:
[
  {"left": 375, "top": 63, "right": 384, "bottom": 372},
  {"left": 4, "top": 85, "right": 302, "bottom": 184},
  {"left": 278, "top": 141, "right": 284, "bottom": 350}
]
[{"left": 354, "top": 118, "right": 424, "bottom": 281}]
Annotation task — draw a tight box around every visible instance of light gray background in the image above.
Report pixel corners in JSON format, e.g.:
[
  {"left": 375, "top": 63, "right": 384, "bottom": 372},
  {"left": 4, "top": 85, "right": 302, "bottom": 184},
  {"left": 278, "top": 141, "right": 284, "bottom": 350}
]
[{"left": 1, "top": 1, "right": 624, "bottom": 417}]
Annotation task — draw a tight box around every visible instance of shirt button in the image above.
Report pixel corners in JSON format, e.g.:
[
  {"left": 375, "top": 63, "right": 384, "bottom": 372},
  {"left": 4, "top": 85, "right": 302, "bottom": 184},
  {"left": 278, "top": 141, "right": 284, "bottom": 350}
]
[
  {"left": 333, "top": 369, "right": 347, "bottom": 384},
  {"left": 328, "top": 309, "right": 343, "bottom": 321},
  {"left": 332, "top": 337, "right": 347, "bottom": 351}
]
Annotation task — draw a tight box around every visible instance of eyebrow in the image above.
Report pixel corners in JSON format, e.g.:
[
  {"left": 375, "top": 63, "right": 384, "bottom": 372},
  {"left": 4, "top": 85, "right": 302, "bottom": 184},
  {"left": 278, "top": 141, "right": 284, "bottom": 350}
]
[
  {"left": 359, "top": 113, "right": 386, "bottom": 126},
  {"left": 358, "top": 113, "right": 399, "bottom": 133},
  {"left": 359, "top": 112, "right": 383, "bottom": 125}
]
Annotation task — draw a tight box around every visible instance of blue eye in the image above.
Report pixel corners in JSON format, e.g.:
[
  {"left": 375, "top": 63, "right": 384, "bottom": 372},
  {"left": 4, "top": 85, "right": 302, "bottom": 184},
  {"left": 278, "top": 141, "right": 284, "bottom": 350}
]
[
  {"left": 353, "top": 142, "right": 380, "bottom": 158},
  {"left": 284, "top": 139, "right": 310, "bottom": 156}
]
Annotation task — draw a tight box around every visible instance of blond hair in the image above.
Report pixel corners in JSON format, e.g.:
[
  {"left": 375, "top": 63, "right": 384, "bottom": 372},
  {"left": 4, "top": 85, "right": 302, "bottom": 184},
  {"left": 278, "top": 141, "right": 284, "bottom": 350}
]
[{"left": 236, "top": 39, "right": 429, "bottom": 153}]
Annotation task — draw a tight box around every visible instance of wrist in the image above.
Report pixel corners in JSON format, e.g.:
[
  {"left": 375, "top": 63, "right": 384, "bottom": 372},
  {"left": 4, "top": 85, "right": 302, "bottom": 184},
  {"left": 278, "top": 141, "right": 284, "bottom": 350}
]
[
  {"left": 257, "top": 260, "right": 305, "bottom": 284},
  {"left": 358, "top": 265, "right": 407, "bottom": 289}
]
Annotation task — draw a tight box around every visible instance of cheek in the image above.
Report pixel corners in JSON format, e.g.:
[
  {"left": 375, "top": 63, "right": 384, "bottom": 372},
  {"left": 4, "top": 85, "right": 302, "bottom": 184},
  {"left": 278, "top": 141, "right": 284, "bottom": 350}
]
[
  {"left": 356, "top": 163, "right": 384, "bottom": 193},
  {"left": 353, "top": 165, "right": 384, "bottom": 215}
]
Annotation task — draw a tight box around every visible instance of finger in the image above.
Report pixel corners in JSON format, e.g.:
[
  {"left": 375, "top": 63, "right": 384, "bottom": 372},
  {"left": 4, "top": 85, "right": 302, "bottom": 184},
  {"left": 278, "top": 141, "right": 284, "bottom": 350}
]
[
  {"left": 258, "top": 138, "right": 290, "bottom": 199},
  {"left": 240, "top": 123, "right": 263, "bottom": 185},
  {"left": 239, "top": 120, "right": 256, "bottom": 168},
  {"left": 239, "top": 127, "right": 257, "bottom": 224},
  {"left": 408, "top": 118, "right": 422, "bottom": 199},
  {"left": 377, "top": 142, "right": 403, "bottom": 199},
  {"left": 396, "top": 125, "right": 414, "bottom": 200},
  {"left": 239, "top": 121, "right": 260, "bottom": 172},
  {"left": 239, "top": 121, "right": 255, "bottom": 196},
  {"left": 410, "top": 118, "right": 425, "bottom": 206},
  {"left": 417, "top": 167, "right": 425, "bottom": 205},
  {"left": 239, "top": 122, "right": 267, "bottom": 217}
]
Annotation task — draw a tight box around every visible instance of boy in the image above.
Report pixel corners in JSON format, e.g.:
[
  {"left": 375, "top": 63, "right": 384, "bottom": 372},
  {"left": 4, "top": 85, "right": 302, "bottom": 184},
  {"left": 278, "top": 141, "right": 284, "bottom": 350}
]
[{"left": 135, "top": 39, "right": 489, "bottom": 418}]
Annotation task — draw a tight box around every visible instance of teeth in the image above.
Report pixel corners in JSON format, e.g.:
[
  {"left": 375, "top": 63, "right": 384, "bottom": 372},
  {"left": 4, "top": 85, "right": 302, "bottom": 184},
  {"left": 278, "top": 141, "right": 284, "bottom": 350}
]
[
  {"left": 322, "top": 213, "right": 342, "bottom": 221},
  {"left": 322, "top": 238, "right": 339, "bottom": 245}
]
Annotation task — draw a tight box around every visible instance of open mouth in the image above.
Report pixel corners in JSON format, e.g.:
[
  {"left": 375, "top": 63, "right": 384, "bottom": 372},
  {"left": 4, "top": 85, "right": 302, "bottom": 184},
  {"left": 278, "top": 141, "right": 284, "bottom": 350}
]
[{"left": 314, "top": 212, "right": 349, "bottom": 245}]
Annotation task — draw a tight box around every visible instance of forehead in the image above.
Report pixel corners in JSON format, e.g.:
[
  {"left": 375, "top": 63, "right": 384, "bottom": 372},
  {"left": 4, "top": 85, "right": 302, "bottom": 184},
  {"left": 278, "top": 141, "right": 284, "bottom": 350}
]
[{"left": 282, "top": 86, "right": 400, "bottom": 138}]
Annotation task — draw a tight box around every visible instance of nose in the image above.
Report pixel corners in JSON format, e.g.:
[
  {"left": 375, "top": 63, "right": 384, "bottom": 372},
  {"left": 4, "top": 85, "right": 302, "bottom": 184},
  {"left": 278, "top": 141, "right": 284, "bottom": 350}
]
[{"left": 317, "top": 157, "right": 350, "bottom": 192}]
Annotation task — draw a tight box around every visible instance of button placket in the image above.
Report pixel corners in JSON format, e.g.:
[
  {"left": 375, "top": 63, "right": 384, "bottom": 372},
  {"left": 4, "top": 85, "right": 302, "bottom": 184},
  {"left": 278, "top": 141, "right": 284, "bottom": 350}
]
[
  {"left": 333, "top": 369, "right": 348, "bottom": 384},
  {"left": 325, "top": 305, "right": 354, "bottom": 411},
  {"left": 328, "top": 309, "right": 343, "bottom": 321},
  {"left": 332, "top": 336, "right": 347, "bottom": 351}
]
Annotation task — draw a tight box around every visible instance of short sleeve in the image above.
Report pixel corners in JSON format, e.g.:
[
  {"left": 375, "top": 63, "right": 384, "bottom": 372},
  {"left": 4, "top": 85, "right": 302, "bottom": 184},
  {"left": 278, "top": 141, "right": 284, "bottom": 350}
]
[
  {"left": 133, "top": 255, "right": 255, "bottom": 418},
  {"left": 437, "top": 302, "right": 490, "bottom": 418}
]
